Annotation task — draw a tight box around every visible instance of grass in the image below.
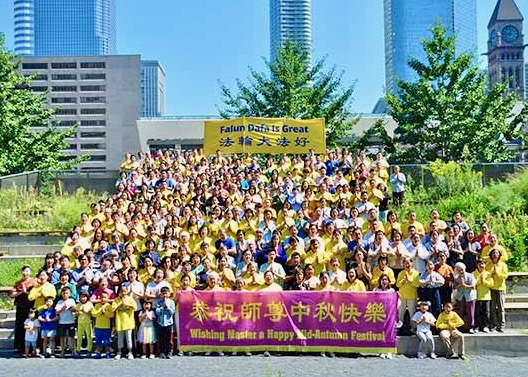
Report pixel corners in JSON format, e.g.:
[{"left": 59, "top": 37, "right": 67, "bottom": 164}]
[
  {"left": 0, "top": 186, "right": 101, "bottom": 232},
  {"left": 0, "top": 258, "right": 44, "bottom": 287}
]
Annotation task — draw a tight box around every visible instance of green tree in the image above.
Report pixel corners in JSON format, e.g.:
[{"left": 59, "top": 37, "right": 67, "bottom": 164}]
[
  {"left": 386, "top": 24, "right": 525, "bottom": 163},
  {"left": 349, "top": 119, "right": 396, "bottom": 158},
  {"left": 218, "top": 41, "right": 357, "bottom": 147},
  {"left": 0, "top": 34, "right": 86, "bottom": 176}
]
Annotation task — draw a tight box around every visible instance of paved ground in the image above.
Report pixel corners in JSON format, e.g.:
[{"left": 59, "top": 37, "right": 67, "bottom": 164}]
[{"left": 0, "top": 354, "right": 527, "bottom": 377}]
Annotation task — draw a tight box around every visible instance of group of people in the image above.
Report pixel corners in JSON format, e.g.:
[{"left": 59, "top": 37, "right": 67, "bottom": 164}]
[{"left": 9, "top": 148, "right": 510, "bottom": 360}]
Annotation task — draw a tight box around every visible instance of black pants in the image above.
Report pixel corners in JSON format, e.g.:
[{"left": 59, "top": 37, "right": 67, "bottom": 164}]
[
  {"left": 15, "top": 306, "right": 32, "bottom": 352},
  {"left": 475, "top": 300, "right": 490, "bottom": 330},
  {"left": 157, "top": 325, "right": 173, "bottom": 356}
]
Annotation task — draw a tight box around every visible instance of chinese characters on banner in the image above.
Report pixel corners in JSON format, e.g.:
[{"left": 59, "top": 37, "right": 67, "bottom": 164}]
[
  {"left": 178, "top": 291, "right": 398, "bottom": 354},
  {"left": 203, "top": 117, "right": 326, "bottom": 156}
]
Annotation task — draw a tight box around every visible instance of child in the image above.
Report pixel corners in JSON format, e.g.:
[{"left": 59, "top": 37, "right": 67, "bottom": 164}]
[
  {"left": 38, "top": 297, "right": 58, "bottom": 358},
  {"left": 137, "top": 300, "right": 157, "bottom": 359},
  {"left": 155, "top": 286, "right": 175, "bottom": 359},
  {"left": 24, "top": 309, "right": 41, "bottom": 358},
  {"left": 73, "top": 291, "right": 94, "bottom": 358},
  {"left": 55, "top": 286, "right": 76, "bottom": 358},
  {"left": 112, "top": 285, "right": 137, "bottom": 360},
  {"left": 92, "top": 291, "right": 114, "bottom": 359},
  {"left": 472, "top": 259, "right": 493, "bottom": 333},
  {"left": 436, "top": 302, "right": 466, "bottom": 360},
  {"left": 411, "top": 301, "right": 437, "bottom": 359}
]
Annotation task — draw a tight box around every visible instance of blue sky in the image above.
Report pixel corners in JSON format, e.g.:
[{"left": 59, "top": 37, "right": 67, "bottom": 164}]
[{"left": 0, "top": 0, "right": 527, "bottom": 115}]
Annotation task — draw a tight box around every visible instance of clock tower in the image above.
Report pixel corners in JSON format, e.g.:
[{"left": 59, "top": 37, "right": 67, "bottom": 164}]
[{"left": 488, "top": 0, "right": 525, "bottom": 100}]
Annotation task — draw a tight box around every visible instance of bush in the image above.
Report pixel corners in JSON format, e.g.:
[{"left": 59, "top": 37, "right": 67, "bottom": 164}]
[
  {"left": 403, "top": 160, "right": 528, "bottom": 271},
  {"left": 0, "top": 187, "right": 101, "bottom": 232},
  {"left": 0, "top": 258, "right": 44, "bottom": 286}
]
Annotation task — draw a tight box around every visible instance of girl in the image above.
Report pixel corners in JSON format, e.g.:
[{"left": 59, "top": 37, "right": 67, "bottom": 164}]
[
  {"left": 412, "top": 301, "right": 437, "bottom": 359},
  {"left": 112, "top": 285, "right": 138, "bottom": 360},
  {"left": 137, "top": 301, "right": 157, "bottom": 359}
]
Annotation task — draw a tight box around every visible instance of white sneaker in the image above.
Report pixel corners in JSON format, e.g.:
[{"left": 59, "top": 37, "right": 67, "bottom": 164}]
[
  {"left": 127, "top": 353, "right": 134, "bottom": 360},
  {"left": 140, "top": 355, "right": 146, "bottom": 359},
  {"left": 417, "top": 352, "right": 425, "bottom": 359},
  {"left": 483, "top": 327, "right": 490, "bottom": 333},
  {"left": 114, "top": 353, "right": 121, "bottom": 360},
  {"left": 386, "top": 353, "right": 393, "bottom": 359},
  {"left": 451, "top": 353, "right": 459, "bottom": 359},
  {"left": 149, "top": 354, "right": 155, "bottom": 359},
  {"left": 430, "top": 353, "right": 437, "bottom": 359}
]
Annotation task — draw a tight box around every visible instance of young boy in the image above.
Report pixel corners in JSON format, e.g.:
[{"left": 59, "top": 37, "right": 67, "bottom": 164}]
[
  {"left": 38, "top": 297, "right": 58, "bottom": 358},
  {"left": 436, "top": 302, "right": 466, "bottom": 360},
  {"left": 473, "top": 259, "right": 494, "bottom": 333},
  {"left": 73, "top": 291, "right": 94, "bottom": 358},
  {"left": 155, "top": 286, "right": 176, "bottom": 359},
  {"left": 91, "top": 291, "right": 114, "bottom": 359},
  {"left": 24, "top": 309, "right": 41, "bottom": 358},
  {"left": 412, "top": 301, "right": 437, "bottom": 359},
  {"left": 55, "top": 286, "right": 76, "bottom": 358}
]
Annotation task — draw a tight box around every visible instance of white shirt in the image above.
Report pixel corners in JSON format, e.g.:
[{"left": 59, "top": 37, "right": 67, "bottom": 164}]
[{"left": 411, "top": 311, "right": 436, "bottom": 333}]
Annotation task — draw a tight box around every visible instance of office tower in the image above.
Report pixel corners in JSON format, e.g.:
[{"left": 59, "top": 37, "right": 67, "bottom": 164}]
[
  {"left": 487, "top": 0, "right": 525, "bottom": 100},
  {"left": 270, "top": 0, "right": 312, "bottom": 65},
  {"left": 14, "top": 0, "right": 117, "bottom": 56},
  {"left": 20, "top": 55, "right": 141, "bottom": 170},
  {"left": 141, "top": 60, "right": 166, "bottom": 118},
  {"left": 526, "top": 63, "right": 528, "bottom": 101},
  {"left": 384, "top": 0, "right": 478, "bottom": 94}
]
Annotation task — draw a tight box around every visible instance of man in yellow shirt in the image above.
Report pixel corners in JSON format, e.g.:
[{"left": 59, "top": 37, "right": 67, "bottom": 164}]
[{"left": 436, "top": 302, "right": 465, "bottom": 359}]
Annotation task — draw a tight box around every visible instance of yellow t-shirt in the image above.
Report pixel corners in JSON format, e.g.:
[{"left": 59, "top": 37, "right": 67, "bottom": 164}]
[
  {"left": 112, "top": 295, "right": 137, "bottom": 331},
  {"left": 396, "top": 269, "right": 420, "bottom": 300},
  {"left": 92, "top": 302, "right": 114, "bottom": 329}
]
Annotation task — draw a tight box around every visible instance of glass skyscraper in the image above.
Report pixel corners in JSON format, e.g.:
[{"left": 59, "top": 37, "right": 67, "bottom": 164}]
[
  {"left": 14, "top": 0, "right": 117, "bottom": 56},
  {"left": 141, "top": 60, "right": 166, "bottom": 118},
  {"left": 270, "top": 0, "right": 312, "bottom": 65},
  {"left": 384, "top": 0, "right": 478, "bottom": 94}
]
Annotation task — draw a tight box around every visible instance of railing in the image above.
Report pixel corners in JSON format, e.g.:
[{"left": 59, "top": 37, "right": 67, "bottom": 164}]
[{"left": 2, "top": 163, "right": 528, "bottom": 193}]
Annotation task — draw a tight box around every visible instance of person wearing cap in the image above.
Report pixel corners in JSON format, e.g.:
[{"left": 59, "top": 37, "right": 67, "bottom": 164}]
[
  {"left": 472, "top": 259, "right": 494, "bottom": 333},
  {"left": 411, "top": 301, "right": 437, "bottom": 359},
  {"left": 486, "top": 249, "right": 509, "bottom": 332}
]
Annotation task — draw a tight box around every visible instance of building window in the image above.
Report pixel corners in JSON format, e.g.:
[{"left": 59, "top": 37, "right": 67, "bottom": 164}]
[
  {"left": 81, "top": 143, "right": 106, "bottom": 150},
  {"left": 80, "top": 96, "right": 106, "bottom": 104},
  {"left": 25, "top": 74, "right": 48, "bottom": 80},
  {"left": 52, "top": 86, "right": 77, "bottom": 92},
  {"left": 67, "top": 143, "right": 78, "bottom": 150},
  {"left": 51, "top": 74, "right": 77, "bottom": 80},
  {"left": 58, "top": 120, "right": 78, "bottom": 127},
  {"left": 80, "top": 120, "right": 106, "bottom": 126},
  {"left": 80, "top": 62, "right": 106, "bottom": 69},
  {"left": 52, "top": 97, "right": 77, "bottom": 104},
  {"left": 30, "top": 86, "right": 48, "bottom": 92},
  {"left": 22, "top": 63, "right": 48, "bottom": 69},
  {"left": 80, "top": 108, "right": 106, "bottom": 115},
  {"left": 80, "top": 131, "right": 106, "bottom": 138},
  {"left": 55, "top": 108, "right": 78, "bottom": 115},
  {"left": 80, "top": 73, "right": 106, "bottom": 80},
  {"left": 51, "top": 62, "right": 77, "bottom": 69},
  {"left": 80, "top": 85, "right": 105, "bottom": 92}
]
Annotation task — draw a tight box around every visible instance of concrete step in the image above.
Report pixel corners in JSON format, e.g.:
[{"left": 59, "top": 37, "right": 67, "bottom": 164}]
[
  {"left": 0, "top": 338, "right": 12, "bottom": 349},
  {"left": 0, "top": 311, "right": 16, "bottom": 320},
  {"left": 506, "top": 294, "right": 528, "bottom": 303},
  {"left": 0, "top": 328, "right": 13, "bottom": 339},
  {"left": 0, "top": 245, "right": 60, "bottom": 256},
  {"left": 0, "top": 254, "right": 45, "bottom": 260},
  {"left": 397, "top": 329, "right": 528, "bottom": 357},
  {"left": 0, "top": 318, "right": 15, "bottom": 328}
]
